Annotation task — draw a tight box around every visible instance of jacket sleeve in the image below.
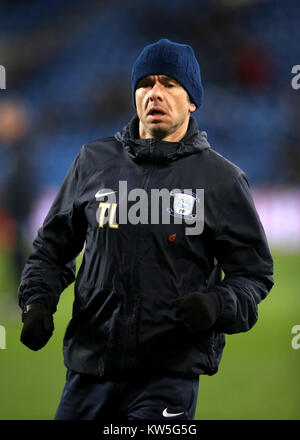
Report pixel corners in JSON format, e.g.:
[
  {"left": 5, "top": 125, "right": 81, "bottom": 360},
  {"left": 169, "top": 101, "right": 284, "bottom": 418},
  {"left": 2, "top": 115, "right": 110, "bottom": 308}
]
[
  {"left": 208, "top": 172, "right": 274, "bottom": 334},
  {"left": 18, "top": 150, "right": 87, "bottom": 314}
]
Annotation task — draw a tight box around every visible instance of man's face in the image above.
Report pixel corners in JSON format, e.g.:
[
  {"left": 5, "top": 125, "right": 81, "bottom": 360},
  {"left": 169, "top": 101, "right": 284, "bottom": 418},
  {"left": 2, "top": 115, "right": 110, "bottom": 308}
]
[{"left": 135, "top": 75, "right": 196, "bottom": 141}]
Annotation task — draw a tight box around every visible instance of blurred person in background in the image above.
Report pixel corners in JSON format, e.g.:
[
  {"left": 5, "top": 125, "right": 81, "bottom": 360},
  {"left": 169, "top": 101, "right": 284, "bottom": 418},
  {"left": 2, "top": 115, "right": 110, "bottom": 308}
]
[
  {"left": 18, "top": 39, "right": 273, "bottom": 421},
  {"left": 0, "top": 98, "right": 36, "bottom": 291}
]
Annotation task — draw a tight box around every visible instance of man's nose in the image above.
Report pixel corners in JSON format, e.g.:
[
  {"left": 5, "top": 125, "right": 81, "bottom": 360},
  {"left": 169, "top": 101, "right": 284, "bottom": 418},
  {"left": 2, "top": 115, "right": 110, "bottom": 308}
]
[{"left": 149, "top": 82, "right": 163, "bottom": 101}]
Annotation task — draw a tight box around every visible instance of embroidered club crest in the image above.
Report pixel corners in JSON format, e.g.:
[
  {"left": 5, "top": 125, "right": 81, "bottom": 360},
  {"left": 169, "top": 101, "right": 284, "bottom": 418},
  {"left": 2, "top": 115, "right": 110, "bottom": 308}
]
[{"left": 167, "top": 189, "right": 199, "bottom": 220}]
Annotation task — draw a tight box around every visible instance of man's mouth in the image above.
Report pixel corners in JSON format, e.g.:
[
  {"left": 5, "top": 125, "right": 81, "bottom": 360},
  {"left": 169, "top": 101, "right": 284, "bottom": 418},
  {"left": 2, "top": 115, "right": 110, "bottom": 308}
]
[{"left": 147, "top": 107, "right": 166, "bottom": 117}]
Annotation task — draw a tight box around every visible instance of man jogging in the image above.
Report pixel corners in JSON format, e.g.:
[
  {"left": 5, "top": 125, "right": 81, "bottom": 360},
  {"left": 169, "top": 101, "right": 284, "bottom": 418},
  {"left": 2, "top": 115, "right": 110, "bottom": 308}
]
[{"left": 19, "top": 39, "right": 274, "bottom": 421}]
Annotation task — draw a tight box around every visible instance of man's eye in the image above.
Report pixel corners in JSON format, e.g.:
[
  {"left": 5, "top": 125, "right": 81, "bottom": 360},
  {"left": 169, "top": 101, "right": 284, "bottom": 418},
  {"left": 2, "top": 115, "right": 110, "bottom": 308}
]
[{"left": 166, "top": 83, "right": 175, "bottom": 88}]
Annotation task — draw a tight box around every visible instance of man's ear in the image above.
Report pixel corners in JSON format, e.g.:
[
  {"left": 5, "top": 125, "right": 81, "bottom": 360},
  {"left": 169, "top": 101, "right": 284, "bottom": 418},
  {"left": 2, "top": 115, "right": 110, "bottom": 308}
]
[{"left": 189, "top": 102, "right": 196, "bottom": 113}]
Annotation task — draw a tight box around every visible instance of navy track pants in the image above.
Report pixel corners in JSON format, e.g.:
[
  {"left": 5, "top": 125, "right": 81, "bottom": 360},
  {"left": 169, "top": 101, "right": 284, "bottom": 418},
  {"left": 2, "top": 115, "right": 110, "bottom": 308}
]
[{"left": 54, "top": 369, "right": 199, "bottom": 421}]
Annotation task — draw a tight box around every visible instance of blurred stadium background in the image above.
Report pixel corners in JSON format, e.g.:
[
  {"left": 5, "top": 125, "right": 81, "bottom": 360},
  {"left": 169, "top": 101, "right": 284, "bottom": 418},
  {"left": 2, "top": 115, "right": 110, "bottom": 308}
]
[{"left": 0, "top": 0, "right": 299, "bottom": 420}]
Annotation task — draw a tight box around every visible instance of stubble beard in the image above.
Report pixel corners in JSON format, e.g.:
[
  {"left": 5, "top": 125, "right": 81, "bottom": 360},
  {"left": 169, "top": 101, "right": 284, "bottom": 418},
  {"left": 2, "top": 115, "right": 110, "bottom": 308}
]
[
  {"left": 145, "top": 118, "right": 180, "bottom": 141},
  {"left": 149, "top": 124, "right": 169, "bottom": 140}
]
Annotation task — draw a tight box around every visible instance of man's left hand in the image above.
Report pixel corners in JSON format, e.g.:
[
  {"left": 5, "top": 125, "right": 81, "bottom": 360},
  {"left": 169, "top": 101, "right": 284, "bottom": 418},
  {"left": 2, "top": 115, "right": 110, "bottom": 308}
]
[{"left": 171, "top": 292, "right": 220, "bottom": 332}]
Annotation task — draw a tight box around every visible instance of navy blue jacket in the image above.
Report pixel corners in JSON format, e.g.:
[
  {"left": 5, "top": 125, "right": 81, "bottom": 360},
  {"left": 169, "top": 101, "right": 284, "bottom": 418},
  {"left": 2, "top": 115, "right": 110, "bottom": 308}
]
[{"left": 19, "top": 116, "right": 274, "bottom": 379}]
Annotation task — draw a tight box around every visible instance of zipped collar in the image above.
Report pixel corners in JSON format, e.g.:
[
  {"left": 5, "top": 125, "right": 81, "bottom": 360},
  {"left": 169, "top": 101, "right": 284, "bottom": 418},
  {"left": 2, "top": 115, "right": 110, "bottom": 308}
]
[{"left": 115, "top": 114, "right": 211, "bottom": 165}]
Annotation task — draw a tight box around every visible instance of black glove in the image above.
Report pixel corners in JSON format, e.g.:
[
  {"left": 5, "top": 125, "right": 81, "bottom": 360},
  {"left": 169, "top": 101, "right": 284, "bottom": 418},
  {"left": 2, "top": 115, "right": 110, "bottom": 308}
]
[
  {"left": 171, "top": 292, "right": 220, "bottom": 332},
  {"left": 20, "top": 303, "right": 54, "bottom": 351}
]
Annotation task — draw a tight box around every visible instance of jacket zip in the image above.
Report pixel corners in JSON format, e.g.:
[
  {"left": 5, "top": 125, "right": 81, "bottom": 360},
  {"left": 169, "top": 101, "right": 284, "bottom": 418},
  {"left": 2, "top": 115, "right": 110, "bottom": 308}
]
[{"left": 119, "top": 140, "right": 156, "bottom": 373}]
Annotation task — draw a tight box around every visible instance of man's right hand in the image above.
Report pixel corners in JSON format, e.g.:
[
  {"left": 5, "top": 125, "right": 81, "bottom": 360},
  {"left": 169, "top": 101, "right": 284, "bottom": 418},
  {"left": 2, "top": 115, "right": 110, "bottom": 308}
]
[{"left": 20, "top": 303, "right": 54, "bottom": 351}]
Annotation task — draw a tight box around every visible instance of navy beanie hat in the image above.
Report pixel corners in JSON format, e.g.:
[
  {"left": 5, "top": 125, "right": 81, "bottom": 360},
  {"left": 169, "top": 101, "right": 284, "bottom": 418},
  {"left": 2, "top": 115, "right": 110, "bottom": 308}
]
[{"left": 131, "top": 38, "right": 203, "bottom": 109}]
